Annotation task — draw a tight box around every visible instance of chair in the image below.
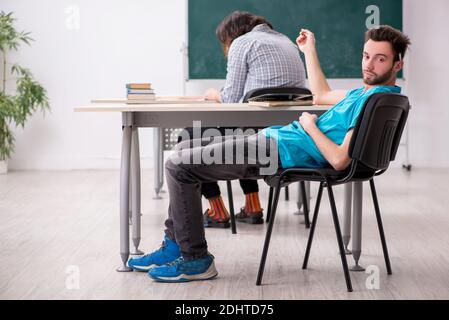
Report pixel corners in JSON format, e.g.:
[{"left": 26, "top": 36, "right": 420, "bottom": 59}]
[
  {"left": 233, "top": 86, "right": 313, "bottom": 229},
  {"left": 161, "top": 128, "right": 239, "bottom": 232},
  {"left": 166, "top": 87, "right": 312, "bottom": 234},
  {"left": 241, "top": 86, "right": 312, "bottom": 102},
  {"left": 256, "top": 92, "right": 410, "bottom": 292}
]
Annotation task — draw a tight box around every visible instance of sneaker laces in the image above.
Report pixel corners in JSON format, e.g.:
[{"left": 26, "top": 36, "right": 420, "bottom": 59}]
[
  {"left": 168, "top": 254, "right": 212, "bottom": 266},
  {"left": 142, "top": 240, "right": 167, "bottom": 258},
  {"left": 166, "top": 256, "right": 184, "bottom": 268}
]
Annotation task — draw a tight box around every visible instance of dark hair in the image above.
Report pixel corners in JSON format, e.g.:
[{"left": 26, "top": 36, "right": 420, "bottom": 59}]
[
  {"left": 216, "top": 11, "right": 273, "bottom": 48},
  {"left": 365, "top": 25, "right": 411, "bottom": 62}
]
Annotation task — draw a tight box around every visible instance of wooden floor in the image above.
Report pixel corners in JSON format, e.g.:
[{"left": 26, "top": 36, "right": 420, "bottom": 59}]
[{"left": 1, "top": 168, "right": 449, "bottom": 300}]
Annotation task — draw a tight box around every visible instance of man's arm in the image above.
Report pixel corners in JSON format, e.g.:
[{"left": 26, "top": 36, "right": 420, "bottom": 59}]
[
  {"left": 299, "top": 112, "right": 353, "bottom": 171},
  {"left": 204, "top": 40, "right": 248, "bottom": 103},
  {"left": 204, "top": 88, "right": 221, "bottom": 102},
  {"left": 296, "top": 29, "right": 347, "bottom": 105}
]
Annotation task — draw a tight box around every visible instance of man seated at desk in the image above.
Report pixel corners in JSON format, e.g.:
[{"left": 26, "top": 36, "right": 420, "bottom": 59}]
[
  {"left": 128, "top": 25, "right": 410, "bottom": 282},
  {"left": 188, "top": 11, "right": 306, "bottom": 229}
]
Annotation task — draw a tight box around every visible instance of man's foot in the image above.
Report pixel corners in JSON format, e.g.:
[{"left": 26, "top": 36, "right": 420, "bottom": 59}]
[
  {"left": 127, "top": 235, "right": 180, "bottom": 271},
  {"left": 203, "top": 209, "right": 230, "bottom": 228},
  {"left": 148, "top": 253, "right": 218, "bottom": 283},
  {"left": 236, "top": 207, "right": 264, "bottom": 224},
  {"left": 203, "top": 195, "right": 230, "bottom": 228}
]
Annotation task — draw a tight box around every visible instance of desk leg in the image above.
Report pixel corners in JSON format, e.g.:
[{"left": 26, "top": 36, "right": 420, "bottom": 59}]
[
  {"left": 295, "top": 181, "right": 310, "bottom": 217},
  {"left": 131, "top": 127, "right": 144, "bottom": 256},
  {"left": 153, "top": 128, "right": 163, "bottom": 199},
  {"left": 350, "top": 181, "right": 365, "bottom": 271},
  {"left": 158, "top": 131, "right": 165, "bottom": 193},
  {"left": 342, "top": 183, "right": 353, "bottom": 255},
  {"left": 117, "top": 125, "right": 132, "bottom": 272},
  {"left": 128, "top": 180, "right": 132, "bottom": 226}
]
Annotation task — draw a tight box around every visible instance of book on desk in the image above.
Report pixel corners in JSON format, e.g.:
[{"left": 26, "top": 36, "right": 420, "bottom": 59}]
[
  {"left": 126, "top": 83, "right": 156, "bottom": 103},
  {"left": 125, "top": 97, "right": 208, "bottom": 104},
  {"left": 92, "top": 96, "right": 209, "bottom": 104},
  {"left": 247, "top": 93, "right": 314, "bottom": 107},
  {"left": 124, "top": 82, "right": 208, "bottom": 104}
]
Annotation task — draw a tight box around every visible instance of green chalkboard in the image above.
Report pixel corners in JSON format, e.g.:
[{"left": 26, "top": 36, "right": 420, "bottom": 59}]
[{"left": 188, "top": 0, "right": 402, "bottom": 79}]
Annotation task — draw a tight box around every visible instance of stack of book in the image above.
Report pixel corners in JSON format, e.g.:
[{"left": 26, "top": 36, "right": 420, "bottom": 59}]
[{"left": 126, "top": 83, "right": 155, "bottom": 104}]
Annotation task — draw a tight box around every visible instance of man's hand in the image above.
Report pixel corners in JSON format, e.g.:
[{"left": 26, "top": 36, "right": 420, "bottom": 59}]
[
  {"left": 299, "top": 112, "right": 318, "bottom": 133},
  {"left": 296, "top": 29, "right": 316, "bottom": 54},
  {"left": 204, "top": 88, "right": 221, "bottom": 102}
]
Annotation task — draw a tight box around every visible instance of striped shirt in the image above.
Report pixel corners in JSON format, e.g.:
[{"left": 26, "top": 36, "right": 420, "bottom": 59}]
[{"left": 220, "top": 24, "right": 306, "bottom": 103}]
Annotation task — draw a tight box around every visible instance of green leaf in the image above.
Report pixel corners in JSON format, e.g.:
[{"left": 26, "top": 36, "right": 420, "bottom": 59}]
[
  {"left": 0, "top": 11, "right": 50, "bottom": 160},
  {"left": 0, "top": 11, "right": 33, "bottom": 52}
]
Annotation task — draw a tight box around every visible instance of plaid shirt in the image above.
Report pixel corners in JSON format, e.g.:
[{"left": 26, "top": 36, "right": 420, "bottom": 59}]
[{"left": 220, "top": 24, "right": 306, "bottom": 103}]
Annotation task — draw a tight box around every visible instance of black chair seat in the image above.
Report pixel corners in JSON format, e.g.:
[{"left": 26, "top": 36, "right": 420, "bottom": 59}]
[
  {"left": 257, "top": 92, "right": 411, "bottom": 292},
  {"left": 264, "top": 165, "right": 378, "bottom": 188},
  {"left": 264, "top": 167, "right": 348, "bottom": 187},
  {"left": 179, "top": 86, "right": 312, "bottom": 234}
]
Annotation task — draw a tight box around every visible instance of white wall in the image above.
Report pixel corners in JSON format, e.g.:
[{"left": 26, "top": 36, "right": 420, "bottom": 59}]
[
  {"left": 3, "top": 0, "right": 186, "bottom": 170},
  {"left": 2, "top": 0, "right": 449, "bottom": 170},
  {"left": 403, "top": 0, "right": 449, "bottom": 167}
]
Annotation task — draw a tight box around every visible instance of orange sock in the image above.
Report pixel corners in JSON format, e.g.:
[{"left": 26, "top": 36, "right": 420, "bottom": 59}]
[
  {"left": 244, "top": 192, "right": 262, "bottom": 213},
  {"left": 207, "top": 196, "right": 229, "bottom": 220}
]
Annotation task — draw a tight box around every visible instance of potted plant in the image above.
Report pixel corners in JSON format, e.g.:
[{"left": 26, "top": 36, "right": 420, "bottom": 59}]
[{"left": 0, "top": 11, "right": 49, "bottom": 173}]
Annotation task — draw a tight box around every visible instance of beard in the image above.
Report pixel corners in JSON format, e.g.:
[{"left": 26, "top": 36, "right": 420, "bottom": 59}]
[{"left": 363, "top": 66, "right": 395, "bottom": 85}]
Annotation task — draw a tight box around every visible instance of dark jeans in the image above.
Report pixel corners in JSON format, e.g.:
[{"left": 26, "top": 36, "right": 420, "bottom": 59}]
[
  {"left": 178, "top": 127, "right": 261, "bottom": 199},
  {"left": 165, "top": 134, "right": 280, "bottom": 259},
  {"left": 201, "top": 179, "right": 258, "bottom": 198}
]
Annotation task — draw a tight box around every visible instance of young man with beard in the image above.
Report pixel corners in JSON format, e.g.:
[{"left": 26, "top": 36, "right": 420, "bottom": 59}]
[{"left": 128, "top": 25, "right": 410, "bottom": 283}]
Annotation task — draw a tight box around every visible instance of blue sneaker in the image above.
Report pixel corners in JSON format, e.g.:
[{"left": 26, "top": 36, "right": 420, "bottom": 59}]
[
  {"left": 127, "top": 235, "right": 180, "bottom": 272},
  {"left": 148, "top": 253, "right": 218, "bottom": 282}
]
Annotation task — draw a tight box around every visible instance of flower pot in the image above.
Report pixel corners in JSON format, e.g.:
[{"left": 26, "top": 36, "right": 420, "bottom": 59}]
[{"left": 0, "top": 160, "right": 8, "bottom": 174}]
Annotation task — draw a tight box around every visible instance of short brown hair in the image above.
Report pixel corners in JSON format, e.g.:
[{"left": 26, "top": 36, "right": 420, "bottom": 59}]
[
  {"left": 365, "top": 25, "right": 411, "bottom": 61},
  {"left": 216, "top": 11, "right": 273, "bottom": 48}
]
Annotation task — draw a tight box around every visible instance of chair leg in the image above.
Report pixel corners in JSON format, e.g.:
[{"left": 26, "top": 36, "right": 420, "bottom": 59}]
[
  {"left": 266, "top": 187, "right": 274, "bottom": 224},
  {"left": 299, "top": 181, "right": 310, "bottom": 228},
  {"left": 256, "top": 185, "right": 282, "bottom": 286},
  {"left": 302, "top": 182, "right": 324, "bottom": 269},
  {"left": 369, "top": 179, "right": 392, "bottom": 275},
  {"left": 226, "top": 181, "right": 237, "bottom": 234},
  {"left": 327, "top": 184, "right": 353, "bottom": 292},
  {"left": 285, "top": 186, "right": 289, "bottom": 201}
]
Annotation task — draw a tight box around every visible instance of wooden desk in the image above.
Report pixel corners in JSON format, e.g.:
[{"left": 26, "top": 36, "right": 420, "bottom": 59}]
[
  {"left": 75, "top": 102, "right": 363, "bottom": 273},
  {"left": 75, "top": 103, "right": 329, "bottom": 127}
]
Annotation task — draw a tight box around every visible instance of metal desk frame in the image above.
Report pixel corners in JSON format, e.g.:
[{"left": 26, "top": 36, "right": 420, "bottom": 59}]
[{"left": 76, "top": 103, "right": 364, "bottom": 272}]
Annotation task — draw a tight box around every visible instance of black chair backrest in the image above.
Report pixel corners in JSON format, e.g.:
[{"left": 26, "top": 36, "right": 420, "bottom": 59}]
[
  {"left": 242, "top": 86, "right": 312, "bottom": 103},
  {"left": 348, "top": 92, "right": 410, "bottom": 172}
]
